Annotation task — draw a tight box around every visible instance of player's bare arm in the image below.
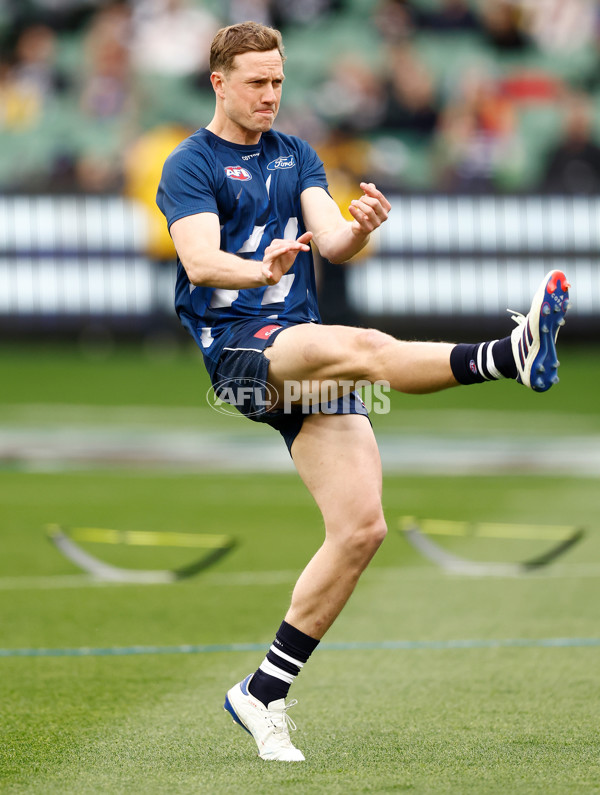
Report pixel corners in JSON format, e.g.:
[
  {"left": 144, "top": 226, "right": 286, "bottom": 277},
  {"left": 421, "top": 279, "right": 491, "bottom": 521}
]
[
  {"left": 170, "top": 212, "right": 311, "bottom": 288},
  {"left": 301, "top": 182, "right": 391, "bottom": 264}
]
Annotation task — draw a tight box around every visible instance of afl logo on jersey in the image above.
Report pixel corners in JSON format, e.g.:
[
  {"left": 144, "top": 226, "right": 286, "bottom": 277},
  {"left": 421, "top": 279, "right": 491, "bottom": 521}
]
[
  {"left": 267, "top": 155, "right": 295, "bottom": 171},
  {"left": 225, "top": 166, "right": 252, "bottom": 181}
]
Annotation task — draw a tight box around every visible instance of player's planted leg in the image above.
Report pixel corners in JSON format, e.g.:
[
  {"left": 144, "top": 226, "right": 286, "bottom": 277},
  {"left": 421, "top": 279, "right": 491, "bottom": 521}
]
[
  {"left": 282, "top": 412, "right": 387, "bottom": 638},
  {"left": 224, "top": 413, "right": 386, "bottom": 761}
]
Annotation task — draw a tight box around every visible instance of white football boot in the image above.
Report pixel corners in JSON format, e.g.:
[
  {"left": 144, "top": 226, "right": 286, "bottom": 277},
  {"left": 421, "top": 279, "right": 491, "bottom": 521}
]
[
  {"left": 224, "top": 674, "right": 305, "bottom": 761},
  {"left": 509, "top": 269, "right": 570, "bottom": 392}
]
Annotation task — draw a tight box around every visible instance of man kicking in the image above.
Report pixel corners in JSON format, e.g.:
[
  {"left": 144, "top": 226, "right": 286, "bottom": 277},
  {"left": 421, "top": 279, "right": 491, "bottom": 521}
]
[{"left": 156, "top": 21, "right": 570, "bottom": 762}]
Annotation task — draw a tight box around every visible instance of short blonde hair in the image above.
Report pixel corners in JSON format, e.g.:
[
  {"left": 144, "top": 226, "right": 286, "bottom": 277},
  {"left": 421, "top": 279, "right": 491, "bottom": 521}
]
[{"left": 209, "top": 21, "right": 285, "bottom": 74}]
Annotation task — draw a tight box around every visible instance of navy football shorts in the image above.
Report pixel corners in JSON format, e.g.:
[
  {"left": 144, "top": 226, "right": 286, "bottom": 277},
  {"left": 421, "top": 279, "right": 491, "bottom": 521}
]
[{"left": 210, "top": 318, "right": 369, "bottom": 454}]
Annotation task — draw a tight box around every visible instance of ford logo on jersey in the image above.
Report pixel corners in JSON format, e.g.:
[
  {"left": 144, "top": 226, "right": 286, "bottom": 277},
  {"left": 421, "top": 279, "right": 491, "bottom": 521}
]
[
  {"left": 225, "top": 166, "right": 252, "bottom": 181},
  {"left": 267, "top": 155, "right": 296, "bottom": 171}
]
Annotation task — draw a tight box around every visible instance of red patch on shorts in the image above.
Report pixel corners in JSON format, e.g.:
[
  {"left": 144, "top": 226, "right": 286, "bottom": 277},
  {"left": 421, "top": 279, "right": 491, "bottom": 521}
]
[{"left": 253, "top": 324, "right": 282, "bottom": 340}]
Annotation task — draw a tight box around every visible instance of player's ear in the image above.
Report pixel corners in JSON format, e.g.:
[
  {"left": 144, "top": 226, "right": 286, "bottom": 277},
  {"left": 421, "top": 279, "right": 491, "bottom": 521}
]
[{"left": 210, "top": 71, "right": 226, "bottom": 99}]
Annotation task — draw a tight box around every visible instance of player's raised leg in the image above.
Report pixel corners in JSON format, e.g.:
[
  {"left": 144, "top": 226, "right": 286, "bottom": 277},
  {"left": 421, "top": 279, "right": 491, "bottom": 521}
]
[
  {"left": 265, "top": 323, "right": 458, "bottom": 397},
  {"left": 224, "top": 412, "right": 386, "bottom": 761},
  {"left": 264, "top": 269, "right": 570, "bottom": 400}
]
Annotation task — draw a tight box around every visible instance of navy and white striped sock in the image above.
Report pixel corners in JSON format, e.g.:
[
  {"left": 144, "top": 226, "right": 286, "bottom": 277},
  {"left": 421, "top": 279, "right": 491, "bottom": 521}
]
[
  {"left": 450, "top": 336, "right": 517, "bottom": 385},
  {"left": 248, "top": 621, "right": 319, "bottom": 707}
]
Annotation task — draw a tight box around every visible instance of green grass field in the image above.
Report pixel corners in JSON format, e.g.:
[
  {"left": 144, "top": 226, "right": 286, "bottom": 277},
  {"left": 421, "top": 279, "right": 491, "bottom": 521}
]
[{"left": 1, "top": 343, "right": 599, "bottom": 793}]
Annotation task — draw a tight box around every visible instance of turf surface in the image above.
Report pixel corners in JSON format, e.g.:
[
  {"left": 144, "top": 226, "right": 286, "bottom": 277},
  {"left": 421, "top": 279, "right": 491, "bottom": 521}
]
[{"left": 1, "top": 344, "right": 599, "bottom": 793}]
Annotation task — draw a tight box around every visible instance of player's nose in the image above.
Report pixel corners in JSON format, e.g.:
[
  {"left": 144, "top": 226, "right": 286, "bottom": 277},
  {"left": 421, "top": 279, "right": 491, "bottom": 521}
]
[{"left": 262, "top": 83, "right": 278, "bottom": 104}]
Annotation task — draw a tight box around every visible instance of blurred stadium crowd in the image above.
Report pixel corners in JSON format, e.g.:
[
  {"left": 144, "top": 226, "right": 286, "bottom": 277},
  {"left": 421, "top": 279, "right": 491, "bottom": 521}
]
[{"left": 2, "top": 0, "right": 600, "bottom": 212}]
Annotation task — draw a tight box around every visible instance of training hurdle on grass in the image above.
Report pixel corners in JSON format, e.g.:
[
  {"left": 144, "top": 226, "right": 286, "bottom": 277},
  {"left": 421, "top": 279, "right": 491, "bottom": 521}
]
[
  {"left": 46, "top": 525, "right": 236, "bottom": 584},
  {"left": 399, "top": 517, "right": 584, "bottom": 577}
]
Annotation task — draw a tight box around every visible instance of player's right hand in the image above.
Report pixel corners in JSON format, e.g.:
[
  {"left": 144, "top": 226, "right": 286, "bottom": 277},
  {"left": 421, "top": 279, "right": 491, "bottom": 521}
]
[{"left": 261, "top": 232, "right": 313, "bottom": 285}]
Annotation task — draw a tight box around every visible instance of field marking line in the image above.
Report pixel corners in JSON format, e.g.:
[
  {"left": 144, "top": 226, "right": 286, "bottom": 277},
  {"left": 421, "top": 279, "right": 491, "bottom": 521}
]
[
  {"left": 0, "top": 574, "right": 105, "bottom": 590},
  {"left": 2, "top": 562, "right": 600, "bottom": 591},
  {"left": 3, "top": 403, "right": 598, "bottom": 433},
  {"left": 1, "top": 637, "right": 600, "bottom": 659},
  {"left": 0, "top": 570, "right": 301, "bottom": 591}
]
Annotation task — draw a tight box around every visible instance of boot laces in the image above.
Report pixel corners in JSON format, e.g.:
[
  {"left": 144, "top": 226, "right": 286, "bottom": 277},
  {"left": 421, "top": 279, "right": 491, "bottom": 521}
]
[
  {"left": 270, "top": 699, "right": 298, "bottom": 736},
  {"left": 507, "top": 308, "right": 526, "bottom": 326}
]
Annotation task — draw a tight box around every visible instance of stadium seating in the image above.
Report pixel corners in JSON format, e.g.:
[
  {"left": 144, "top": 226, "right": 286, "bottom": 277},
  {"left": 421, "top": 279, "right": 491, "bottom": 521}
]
[{"left": 1, "top": 1, "right": 600, "bottom": 191}]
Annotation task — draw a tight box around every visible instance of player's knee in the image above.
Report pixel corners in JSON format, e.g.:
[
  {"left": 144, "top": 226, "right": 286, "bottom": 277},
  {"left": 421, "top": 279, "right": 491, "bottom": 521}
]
[
  {"left": 346, "top": 513, "right": 388, "bottom": 562},
  {"left": 370, "top": 515, "right": 388, "bottom": 548},
  {"left": 354, "top": 328, "right": 397, "bottom": 380}
]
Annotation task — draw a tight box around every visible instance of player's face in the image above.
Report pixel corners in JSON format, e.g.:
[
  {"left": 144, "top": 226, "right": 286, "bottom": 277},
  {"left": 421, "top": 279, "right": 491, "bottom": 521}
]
[{"left": 217, "top": 50, "right": 284, "bottom": 143}]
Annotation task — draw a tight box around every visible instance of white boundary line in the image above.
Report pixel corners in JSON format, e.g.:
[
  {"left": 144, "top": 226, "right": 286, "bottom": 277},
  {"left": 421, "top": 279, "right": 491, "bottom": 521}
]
[{"left": 1, "top": 563, "right": 600, "bottom": 591}]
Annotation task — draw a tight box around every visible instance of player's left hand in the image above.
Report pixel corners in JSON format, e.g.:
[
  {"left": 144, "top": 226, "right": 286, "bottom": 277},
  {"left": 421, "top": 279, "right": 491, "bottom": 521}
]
[
  {"left": 261, "top": 231, "right": 313, "bottom": 285},
  {"left": 348, "top": 182, "right": 391, "bottom": 237}
]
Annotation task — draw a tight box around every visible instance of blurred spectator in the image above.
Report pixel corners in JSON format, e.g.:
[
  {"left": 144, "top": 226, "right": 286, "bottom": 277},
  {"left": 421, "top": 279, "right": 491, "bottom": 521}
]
[
  {"left": 572, "top": 0, "right": 600, "bottom": 94},
  {"left": 373, "top": 0, "right": 420, "bottom": 44},
  {"left": 420, "top": 0, "right": 481, "bottom": 33},
  {"left": 499, "top": 68, "right": 562, "bottom": 104},
  {"left": 540, "top": 92, "right": 600, "bottom": 194},
  {"left": 2, "top": 0, "right": 103, "bottom": 35},
  {"left": 315, "top": 124, "right": 373, "bottom": 194},
  {"left": 380, "top": 44, "right": 439, "bottom": 137},
  {"left": 227, "top": 0, "right": 343, "bottom": 28},
  {"left": 124, "top": 122, "right": 192, "bottom": 258},
  {"left": 72, "top": 4, "right": 136, "bottom": 193},
  {"left": 2, "top": 0, "right": 600, "bottom": 197},
  {"left": 433, "top": 65, "right": 520, "bottom": 190},
  {"left": 271, "top": 0, "right": 343, "bottom": 29},
  {"left": 576, "top": 4, "right": 600, "bottom": 94},
  {"left": 315, "top": 55, "right": 386, "bottom": 133},
  {"left": 130, "top": 0, "right": 218, "bottom": 79},
  {"left": 313, "top": 124, "right": 373, "bottom": 323},
  {"left": 275, "top": 104, "right": 328, "bottom": 147},
  {"left": 13, "top": 24, "right": 69, "bottom": 101},
  {"left": 0, "top": 56, "right": 41, "bottom": 130},
  {"left": 525, "top": 0, "right": 596, "bottom": 54},
  {"left": 480, "top": 0, "right": 530, "bottom": 53},
  {"left": 80, "top": 3, "right": 133, "bottom": 118},
  {"left": 75, "top": 150, "right": 124, "bottom": 192},
  {"left": 227, "top": 0, "right": 273, "bottom": 27}
]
